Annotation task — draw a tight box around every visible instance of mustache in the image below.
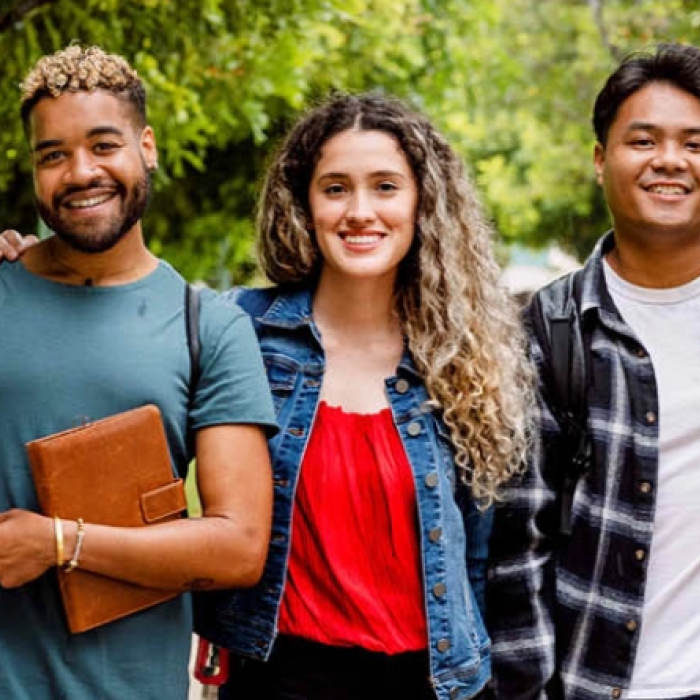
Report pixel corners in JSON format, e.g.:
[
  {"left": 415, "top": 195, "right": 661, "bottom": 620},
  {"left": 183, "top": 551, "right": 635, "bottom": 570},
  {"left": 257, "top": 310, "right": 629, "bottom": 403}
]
[{"left": 54, "top": 179, "right": 121, "bottom": 207}]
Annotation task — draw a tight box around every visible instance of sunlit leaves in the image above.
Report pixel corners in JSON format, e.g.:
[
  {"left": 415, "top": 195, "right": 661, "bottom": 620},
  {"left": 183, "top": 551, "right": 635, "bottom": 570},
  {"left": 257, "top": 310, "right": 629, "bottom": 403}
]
[{"left": 1, "top": 0, "right": 699, "bottom": 279}]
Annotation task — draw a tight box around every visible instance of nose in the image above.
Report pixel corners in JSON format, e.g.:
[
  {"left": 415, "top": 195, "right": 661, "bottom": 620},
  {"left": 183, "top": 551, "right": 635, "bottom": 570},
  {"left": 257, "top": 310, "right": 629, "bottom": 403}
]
[
  {"left": 651, "top": 141, "right": 689, "bottom": 172},
  {"left": 64, "top": 149, "right": 100, "bottom": 184},
  {"left": 345, "top": 189, "right": 375, "bottom": 225}
]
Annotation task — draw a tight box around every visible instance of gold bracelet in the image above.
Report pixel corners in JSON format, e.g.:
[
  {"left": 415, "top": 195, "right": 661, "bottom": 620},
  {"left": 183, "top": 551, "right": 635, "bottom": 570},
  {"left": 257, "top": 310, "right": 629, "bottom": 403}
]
[
  {"left": 63, "top": 518, "right": 85, "bottom": 573},
  {"left": 53, "top": 516, "right": 64, "bottom": 567}
]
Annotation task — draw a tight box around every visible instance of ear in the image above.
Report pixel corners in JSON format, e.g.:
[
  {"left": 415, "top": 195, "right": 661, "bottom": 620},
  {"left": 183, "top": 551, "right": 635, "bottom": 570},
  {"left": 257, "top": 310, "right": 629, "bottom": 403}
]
[
  {"left": 140, "top": 125, "right": 158, "bottom": 171},
  {"left": 593, "top": 142, "right": 605, "bottom": 186}
]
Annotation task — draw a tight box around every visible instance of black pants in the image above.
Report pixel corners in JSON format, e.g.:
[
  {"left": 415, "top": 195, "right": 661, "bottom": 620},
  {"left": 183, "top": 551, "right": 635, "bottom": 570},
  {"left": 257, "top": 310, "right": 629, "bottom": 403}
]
[{"left": 220, "top": 634, "right": 438, "bottom": 700}]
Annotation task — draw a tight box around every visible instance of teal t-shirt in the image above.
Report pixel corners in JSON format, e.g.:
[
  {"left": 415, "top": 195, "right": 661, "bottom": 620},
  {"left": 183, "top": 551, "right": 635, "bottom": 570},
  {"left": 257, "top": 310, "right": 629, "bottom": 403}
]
[{"left": 0, "top": 260, "right": 276, "bottom": 699}]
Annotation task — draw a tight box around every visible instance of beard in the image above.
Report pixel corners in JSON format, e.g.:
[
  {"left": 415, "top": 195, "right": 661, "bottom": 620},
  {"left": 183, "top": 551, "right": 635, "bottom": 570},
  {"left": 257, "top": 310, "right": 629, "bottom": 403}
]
[{"left": 35, "top": 170, "right": 152, "bottom": 254}]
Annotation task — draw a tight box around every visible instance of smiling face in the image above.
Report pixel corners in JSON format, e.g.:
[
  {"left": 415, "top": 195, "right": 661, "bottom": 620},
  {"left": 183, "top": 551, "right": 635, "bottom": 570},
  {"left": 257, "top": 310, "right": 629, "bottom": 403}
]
[
  {"left": 308, "top": 128, "right": 418, "bottom": 286},
  {"left": 28, "top": 89, "right": 156, "bottom": 253},
  {"left": 594, "top": 81, "right": 700, "bottom": 247}
]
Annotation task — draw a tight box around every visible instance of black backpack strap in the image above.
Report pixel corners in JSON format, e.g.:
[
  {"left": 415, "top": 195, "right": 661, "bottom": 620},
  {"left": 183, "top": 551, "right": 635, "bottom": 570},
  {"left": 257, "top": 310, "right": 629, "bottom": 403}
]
[
  {"left": 529, "top": 269, "right": 591, "bottom": 538},
  {"left": 185, "top": 283, "right": 202, "bottom": 391},
  {"left": 184, "top": 284, "right": 202, "bottom": 458}
]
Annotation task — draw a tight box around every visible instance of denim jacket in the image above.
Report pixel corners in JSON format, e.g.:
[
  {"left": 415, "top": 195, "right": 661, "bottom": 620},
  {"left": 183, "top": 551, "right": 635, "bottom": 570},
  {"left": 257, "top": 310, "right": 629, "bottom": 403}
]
[{"left": 194, "top": 285, "right": 492, "bottom": 700}]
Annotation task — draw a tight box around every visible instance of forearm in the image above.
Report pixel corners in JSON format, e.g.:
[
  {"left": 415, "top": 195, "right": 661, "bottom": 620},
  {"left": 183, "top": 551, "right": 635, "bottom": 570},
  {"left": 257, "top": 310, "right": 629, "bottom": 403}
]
[
  {"left": 487, "top": 419, "right": 558, "bottom": 699},
  {"left": 0, "top": 424, "right": 273, "bottom": 592},
  {"left": 488, "top": 526, "right": 557, "bottom": 698},
  {"left": 74, "top": 423, "right": 274, "bottom": 590},
  {"left": 61, "top": 513, "right": 269, "bottom": 590}
]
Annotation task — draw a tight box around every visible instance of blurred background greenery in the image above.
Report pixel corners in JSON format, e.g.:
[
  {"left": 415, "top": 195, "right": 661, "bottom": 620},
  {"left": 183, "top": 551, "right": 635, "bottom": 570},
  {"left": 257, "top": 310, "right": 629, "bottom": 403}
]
[{"left": 2, "top": 0, "right": 699, "bottom": 285}]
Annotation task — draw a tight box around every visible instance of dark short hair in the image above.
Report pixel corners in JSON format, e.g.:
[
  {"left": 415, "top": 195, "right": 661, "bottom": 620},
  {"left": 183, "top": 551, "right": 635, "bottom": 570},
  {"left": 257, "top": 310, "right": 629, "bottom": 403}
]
[{"left": 593, "top": 43, "right": 700, "bottom": 145}]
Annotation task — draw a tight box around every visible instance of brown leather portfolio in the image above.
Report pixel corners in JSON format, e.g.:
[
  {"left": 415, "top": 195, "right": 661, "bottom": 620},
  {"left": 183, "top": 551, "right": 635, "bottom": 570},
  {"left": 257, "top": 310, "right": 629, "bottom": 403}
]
[{"left": 27, "top": 404, "right": 187, "bottom": 634}]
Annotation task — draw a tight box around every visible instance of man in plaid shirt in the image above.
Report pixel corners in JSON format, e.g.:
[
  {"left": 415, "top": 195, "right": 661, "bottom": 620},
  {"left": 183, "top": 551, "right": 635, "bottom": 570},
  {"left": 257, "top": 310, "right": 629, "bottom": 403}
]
[{"left": 488, "top": 43, "right": 700, "bottom": 700}]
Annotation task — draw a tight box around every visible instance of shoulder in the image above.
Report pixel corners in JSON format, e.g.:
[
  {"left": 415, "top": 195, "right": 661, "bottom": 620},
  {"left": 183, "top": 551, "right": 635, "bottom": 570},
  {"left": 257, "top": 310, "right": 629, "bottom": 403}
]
[
  {"left": 527, "top": 230, "right": 610, "bottom": 323},
  {"left": 222, "top": 284, "right": 313, "bottom": 332},
  {"left": 524, "top": 270, "right": 579, "bottom": 345},
  {"left": 222, "top": 286, "right": 281, "bottom": 317},
  {"left": 530, "top": 269, "right": 582, "bottom": 310},
  {"left": 195, "top": 288, "right": 253, "bottom": 342}
]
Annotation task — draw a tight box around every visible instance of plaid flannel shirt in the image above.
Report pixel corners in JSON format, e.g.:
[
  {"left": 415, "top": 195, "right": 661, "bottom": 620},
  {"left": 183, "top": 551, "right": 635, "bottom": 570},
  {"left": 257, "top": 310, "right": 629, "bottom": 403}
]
[{"left": 487, "top": 232, "right": 660, "bottom": 700}]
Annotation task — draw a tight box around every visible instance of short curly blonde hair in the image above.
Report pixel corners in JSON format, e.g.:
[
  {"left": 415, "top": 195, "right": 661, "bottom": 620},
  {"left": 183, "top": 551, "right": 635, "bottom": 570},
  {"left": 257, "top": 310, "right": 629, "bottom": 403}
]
[{"left": 20, "top": 45, "right": 146, "bottom": 129}]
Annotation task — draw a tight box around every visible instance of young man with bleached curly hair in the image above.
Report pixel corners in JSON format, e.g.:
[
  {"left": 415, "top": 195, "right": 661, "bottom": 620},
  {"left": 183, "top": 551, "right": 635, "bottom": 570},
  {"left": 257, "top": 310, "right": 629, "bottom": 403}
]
[{"left": 0, "top": 45, "right": 276, "bottom": 700}]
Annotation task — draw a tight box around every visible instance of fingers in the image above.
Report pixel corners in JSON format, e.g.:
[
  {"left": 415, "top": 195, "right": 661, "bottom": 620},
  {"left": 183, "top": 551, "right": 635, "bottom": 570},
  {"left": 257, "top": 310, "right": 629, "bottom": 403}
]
[
  {"left": 22, "top": 234, "right": 41, "bottom": 248},
  {"left": 0, "top": 230, "right": 38, "bottom": 261}
]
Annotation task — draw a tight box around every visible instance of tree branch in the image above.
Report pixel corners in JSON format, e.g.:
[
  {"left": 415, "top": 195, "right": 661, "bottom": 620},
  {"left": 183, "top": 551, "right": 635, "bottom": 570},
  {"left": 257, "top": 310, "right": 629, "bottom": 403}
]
[
  {"left": 0, "top": 0, "right": 55, "bottom": 34},
  {"left": 587, "top": 0, "right": 622, "bottom": 62}
]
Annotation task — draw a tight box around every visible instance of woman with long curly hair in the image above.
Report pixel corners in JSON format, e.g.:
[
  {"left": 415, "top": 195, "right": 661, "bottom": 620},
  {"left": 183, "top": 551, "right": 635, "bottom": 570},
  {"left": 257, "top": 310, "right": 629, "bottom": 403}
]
[
  {"left": 0, "top": 92, "right": 533, "bottom": 700},
  {"left": 197, "top": 92, "right": 534, "bottom": 700}
]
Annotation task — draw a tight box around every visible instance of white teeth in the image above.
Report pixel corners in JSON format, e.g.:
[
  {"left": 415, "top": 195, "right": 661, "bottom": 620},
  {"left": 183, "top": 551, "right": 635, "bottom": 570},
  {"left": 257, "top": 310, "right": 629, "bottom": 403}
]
[
  {"left": 65, "top": 194, "right": 112, "bottom": 209},
  {"left": 344, "top": 235, "right": 381, "bottom": 244},
  {"left": 648, "top": 185, "right": 687, "bottom": 195}
]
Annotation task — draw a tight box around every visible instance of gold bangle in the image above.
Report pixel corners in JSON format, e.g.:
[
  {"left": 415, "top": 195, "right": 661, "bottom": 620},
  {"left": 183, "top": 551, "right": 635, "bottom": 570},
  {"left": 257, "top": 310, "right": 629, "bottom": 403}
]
[
  {"left": 63, "top": 518, "right": 85, "bottom": 573},
  {"left": 53, "top": 516, "right": 64, "bottom": 567}
]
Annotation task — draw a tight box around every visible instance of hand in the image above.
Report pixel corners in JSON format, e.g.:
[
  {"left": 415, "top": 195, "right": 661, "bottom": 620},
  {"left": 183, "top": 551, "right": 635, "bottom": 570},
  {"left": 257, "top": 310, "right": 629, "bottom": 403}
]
[
  {"left": 0, "top": 509, "right": 55, "bottom": 588},
  {"left": 0, "top": 230, "right": 39, "bottom": 262}
]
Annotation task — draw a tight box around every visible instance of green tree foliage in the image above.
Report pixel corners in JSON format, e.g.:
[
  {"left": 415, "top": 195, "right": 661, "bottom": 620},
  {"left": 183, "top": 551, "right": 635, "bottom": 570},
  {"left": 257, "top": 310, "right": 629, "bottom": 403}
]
[{"left": 1, "top": 0, "right": 699, "bottom": 281}]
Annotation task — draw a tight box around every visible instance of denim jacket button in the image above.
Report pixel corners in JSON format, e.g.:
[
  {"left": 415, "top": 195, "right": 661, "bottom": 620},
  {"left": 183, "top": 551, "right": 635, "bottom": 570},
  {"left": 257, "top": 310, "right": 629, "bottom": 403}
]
[
  {"left": 428, "top": 527, "right": 442, "bottom": 542},
  {"left": 432, "top": 582, "right": 446, "bottom": 598},
  {"left": 449, "top": 688, "right": 460, "bottom": 700},
  {"left": 407, "top": 421, "right": 422, "bottom": 436},
  {"left": 436, "top": 638, "right": 451, "bottom": 652},
  {"left": 424, "top": 472, "right": 438, "bottom": 488},
  {"left": 395, "top": 378, "right": 410, "bottom": 394}
]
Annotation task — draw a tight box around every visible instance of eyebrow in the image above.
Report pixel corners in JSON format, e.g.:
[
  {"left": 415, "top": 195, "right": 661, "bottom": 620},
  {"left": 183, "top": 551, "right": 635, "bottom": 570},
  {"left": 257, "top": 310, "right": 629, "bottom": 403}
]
[
  {"left": 33, "top": 126, "right": 126, "bottom": 153},
  {"left": 626, "top": 120, "right": 700, "bottom": 136},
  {"left": 316, "top": 169, "right": 410, "bottom": 180}
]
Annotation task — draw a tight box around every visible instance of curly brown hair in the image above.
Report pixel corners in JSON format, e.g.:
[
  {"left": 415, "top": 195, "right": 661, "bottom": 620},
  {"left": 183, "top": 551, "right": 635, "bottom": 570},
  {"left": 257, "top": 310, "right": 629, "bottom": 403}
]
[
  {"left": 257, "top": 92, "right": 534, "bottom": 504},
  {"left": 20, "top": 45, "right": 146, "bottom": 130}
]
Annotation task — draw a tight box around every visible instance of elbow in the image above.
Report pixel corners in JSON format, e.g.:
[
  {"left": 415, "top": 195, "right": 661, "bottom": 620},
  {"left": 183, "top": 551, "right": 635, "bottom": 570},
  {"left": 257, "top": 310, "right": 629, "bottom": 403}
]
[
  {"left": 218, "top": 528, "right": 270, "bottom": 589},
  {"left": 241, "top": 523, "right": 271, "bottom": 586},
  {"left": 235, "top": 555, "right": 266, "bottom": 588},
  {"left": 236, "top": 534, "right": 269, "bottom": 587}
]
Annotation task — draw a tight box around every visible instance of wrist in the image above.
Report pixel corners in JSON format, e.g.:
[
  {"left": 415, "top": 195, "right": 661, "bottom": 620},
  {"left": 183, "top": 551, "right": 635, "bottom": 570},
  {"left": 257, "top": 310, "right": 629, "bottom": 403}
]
[
  {"left": 53, "top": 516, "right": 65, "bottom": 567},
  {"left": 63, "top": 518, "right": 85, "bottom": 573}
]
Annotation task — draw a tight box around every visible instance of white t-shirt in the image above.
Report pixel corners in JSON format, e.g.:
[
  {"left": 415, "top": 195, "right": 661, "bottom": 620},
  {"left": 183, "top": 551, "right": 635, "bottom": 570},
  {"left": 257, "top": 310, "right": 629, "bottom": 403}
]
[{"left": 604, "top": 259, "right": 700, "bottom": 699}]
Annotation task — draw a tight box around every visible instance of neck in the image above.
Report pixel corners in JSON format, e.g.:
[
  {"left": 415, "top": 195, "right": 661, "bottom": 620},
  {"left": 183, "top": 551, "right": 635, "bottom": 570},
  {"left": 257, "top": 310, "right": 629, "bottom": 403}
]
[
  {"left": 608, "top": 235, "right": 700, "bottom": 288},
  {"left": 25, "top": 229, "right": 157, "bottom": 287},
  {"left": 312, "top": 272, "right": 401, "bottom": 338}
]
